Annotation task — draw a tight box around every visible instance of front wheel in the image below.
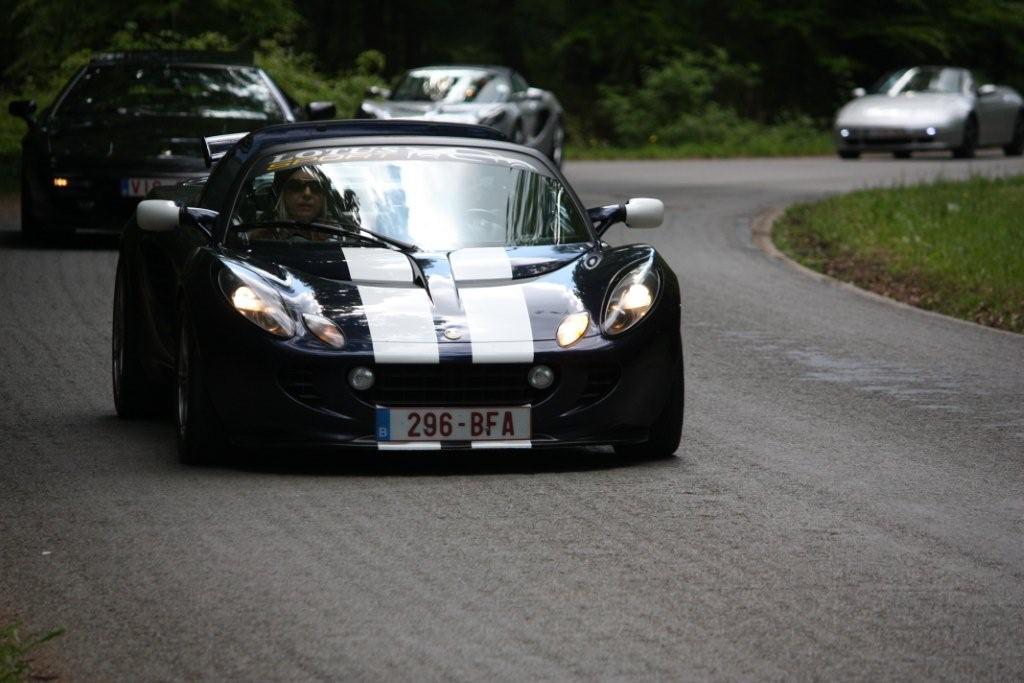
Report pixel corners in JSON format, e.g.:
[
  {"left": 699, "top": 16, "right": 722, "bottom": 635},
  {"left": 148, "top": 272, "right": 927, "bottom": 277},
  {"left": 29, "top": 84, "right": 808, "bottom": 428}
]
[
  {"left": 20, "top": 172, "right": 40, "bottom": 242},
  {"left": 1003, "top": 114, "right": 1024, "bottom": 156},
  {"left": 176, "top": 314, "right": 225, "bottom": 465},
  {"left": 511, "top": 122, "right": 526, "bottom": 145},
  {"left": 549, "top": 122, "right": 565, "bottom": 168},
  {"left": 953, "top": 117, "right": 978, "bottom": 159},
  {"left": 112, "top": 260, "right": 162, "bottom": 418},
  {"left": 614, "top": 362, "right": 683, "bottom": 459}
]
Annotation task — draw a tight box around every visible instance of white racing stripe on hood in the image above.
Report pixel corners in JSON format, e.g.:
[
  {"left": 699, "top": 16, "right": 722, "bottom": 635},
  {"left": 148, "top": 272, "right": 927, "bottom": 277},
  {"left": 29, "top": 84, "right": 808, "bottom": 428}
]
[
  {"left": 460, "top": 284, "right": 534, "bottom": 363},
  {"left": 343, "top": 247, "right": 414, "bottom": 282},
  {"left": 358, "top": 286, "right": 439, "bottom": 363},
  {"left": 449, "top": 247, "right": 513, "bottom": 281}
]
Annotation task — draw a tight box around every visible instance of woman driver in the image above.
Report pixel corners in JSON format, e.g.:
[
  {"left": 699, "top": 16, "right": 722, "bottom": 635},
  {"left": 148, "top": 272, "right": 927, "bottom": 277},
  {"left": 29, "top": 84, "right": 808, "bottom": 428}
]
[
  {"left": 247, "top": 165, "right": 330, "bottom": 241},
  {"left": 275, "top": 166, "right": 327, "bottom": 222}
]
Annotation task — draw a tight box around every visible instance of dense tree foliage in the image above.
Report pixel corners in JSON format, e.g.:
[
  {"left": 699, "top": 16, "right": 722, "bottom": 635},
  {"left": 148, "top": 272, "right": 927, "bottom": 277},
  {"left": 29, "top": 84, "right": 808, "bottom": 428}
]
[{"left": 2, "top": 0, "right": 1024, "bottom": 144}]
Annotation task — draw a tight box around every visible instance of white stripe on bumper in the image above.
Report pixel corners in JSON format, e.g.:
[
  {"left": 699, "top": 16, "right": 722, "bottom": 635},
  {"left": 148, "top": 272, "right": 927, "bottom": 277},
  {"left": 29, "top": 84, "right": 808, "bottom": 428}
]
[
  {"left": 378, "top": 442, "right": 442, "bottom": 451},
  {"left": 470, "top": 440, "right": 532, "bottom": 449}
]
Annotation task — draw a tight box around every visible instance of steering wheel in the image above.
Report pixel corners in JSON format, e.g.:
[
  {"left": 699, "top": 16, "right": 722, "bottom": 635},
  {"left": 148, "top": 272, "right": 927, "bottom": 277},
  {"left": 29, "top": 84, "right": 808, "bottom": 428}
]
[{"left": 465, "top": 208, "right": 504, "bottom": 230}]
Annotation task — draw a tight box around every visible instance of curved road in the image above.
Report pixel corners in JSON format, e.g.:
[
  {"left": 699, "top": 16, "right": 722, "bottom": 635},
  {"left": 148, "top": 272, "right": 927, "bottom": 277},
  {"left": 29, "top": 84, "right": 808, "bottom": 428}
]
[{"left": 2, "top": 154, "right": 1023, "bottom": 680}]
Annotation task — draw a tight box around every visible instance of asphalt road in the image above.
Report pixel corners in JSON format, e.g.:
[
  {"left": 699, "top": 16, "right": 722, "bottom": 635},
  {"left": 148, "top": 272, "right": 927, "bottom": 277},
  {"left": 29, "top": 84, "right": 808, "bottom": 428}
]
[{"left": 2, "top": 153, "right": 1023, "bottom": 680}]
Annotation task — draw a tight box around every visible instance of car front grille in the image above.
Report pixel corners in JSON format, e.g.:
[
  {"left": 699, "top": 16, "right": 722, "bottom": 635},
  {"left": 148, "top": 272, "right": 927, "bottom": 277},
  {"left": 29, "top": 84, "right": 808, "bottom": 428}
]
[{"left": 370, "top": 363, "right": 550, "bottom": 407}]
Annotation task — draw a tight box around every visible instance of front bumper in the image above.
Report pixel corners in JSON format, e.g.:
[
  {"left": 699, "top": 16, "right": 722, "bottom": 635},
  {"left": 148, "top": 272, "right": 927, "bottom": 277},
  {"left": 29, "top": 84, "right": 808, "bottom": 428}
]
[
  {"left": 833, "top": 122, "right": 963, "bottom": 152},
  {"left": 192, "top": 300, "right": 682, "bottom": 451},
  {"left": 29, "top": 168, "right": 206, "bottom": 231}
]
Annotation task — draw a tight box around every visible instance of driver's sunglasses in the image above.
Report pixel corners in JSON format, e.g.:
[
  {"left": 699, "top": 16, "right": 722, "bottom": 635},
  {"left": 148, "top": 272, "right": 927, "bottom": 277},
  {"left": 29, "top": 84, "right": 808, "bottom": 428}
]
[{"left": 284, "top": 179, "right": 324, "bottom": 194}]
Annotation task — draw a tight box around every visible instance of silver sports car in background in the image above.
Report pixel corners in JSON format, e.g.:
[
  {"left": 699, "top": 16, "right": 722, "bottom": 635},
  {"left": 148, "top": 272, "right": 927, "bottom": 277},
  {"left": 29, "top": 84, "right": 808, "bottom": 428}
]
[
  {"left": 834, "top": 66, "right": 1024, "bottom": 159},
  {"left": 357, "top": 65, "right": 565, "bottom": 166}
]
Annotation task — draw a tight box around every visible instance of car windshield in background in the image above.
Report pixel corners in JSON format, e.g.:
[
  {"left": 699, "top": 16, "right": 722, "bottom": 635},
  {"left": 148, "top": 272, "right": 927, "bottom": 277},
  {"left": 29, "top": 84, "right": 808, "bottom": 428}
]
[
  {"left": 390, "top": 69, "right": 509, "bottom": 103},
  {"left": 871, "top": 67, "right": 963, "bottom": 95},
  {"left": 230, "top": 146, "right": 589, "bottom": 251},
  {"left": 55, "top": 64, "right": 287, "bottom": 120}
]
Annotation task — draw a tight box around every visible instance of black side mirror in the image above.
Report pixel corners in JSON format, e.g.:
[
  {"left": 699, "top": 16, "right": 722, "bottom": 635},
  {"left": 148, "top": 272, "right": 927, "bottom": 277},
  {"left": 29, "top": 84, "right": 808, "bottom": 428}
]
[
  {"left": 588, "top": 204, "right": 626, "bottom": 237},
  {"left": 9, "top": 99, "right": 37, "bottom": 122},
  {"left": 305, "top": 101, "right": 336, "bottom": 121},
  {"left": 365, "top": 85, "right": 391, "bottom": 99},
  {"left": 182, "top": 207, "right": 219, "bottom": 240}
]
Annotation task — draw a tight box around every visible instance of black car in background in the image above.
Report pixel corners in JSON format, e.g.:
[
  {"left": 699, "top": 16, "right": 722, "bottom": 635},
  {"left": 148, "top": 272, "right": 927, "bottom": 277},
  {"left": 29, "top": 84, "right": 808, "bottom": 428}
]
[{"left": 8, "top": 50, "right": 336, "bottom": 240}]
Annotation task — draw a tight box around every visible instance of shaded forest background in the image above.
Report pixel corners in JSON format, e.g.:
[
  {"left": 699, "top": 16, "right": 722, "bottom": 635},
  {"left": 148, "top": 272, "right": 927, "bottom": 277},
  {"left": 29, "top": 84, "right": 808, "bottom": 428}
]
[{"left": 2, "top": 0, "right": 1024, "bottom": 152}]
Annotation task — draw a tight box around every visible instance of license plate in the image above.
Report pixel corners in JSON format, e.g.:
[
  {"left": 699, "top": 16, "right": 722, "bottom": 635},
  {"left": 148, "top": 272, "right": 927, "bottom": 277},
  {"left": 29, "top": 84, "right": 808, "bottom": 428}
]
[
  {"left": 120, "top": 177, "right": 182, "bottom": 197},
  {"left": 866, "top": 128, "right": 906, "bottom": 139},
  {"left": 376, "top": 407, "right": 530, "bottom": 442}
]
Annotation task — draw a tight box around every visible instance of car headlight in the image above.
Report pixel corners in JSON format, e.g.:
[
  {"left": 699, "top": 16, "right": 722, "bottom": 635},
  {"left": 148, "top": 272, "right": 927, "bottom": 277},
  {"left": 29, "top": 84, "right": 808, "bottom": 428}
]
[
  {"left": 218, "top": 266, "right": 295, "bottom": 338},
  {"left": 303, "top": 313, "right": 345, "bottom": 348},
  {"left": 602, "top": 263, "right": 660, "bottom": 335},
  {"left": 556, "top": 312, "right": 590, "bottom": 347}
]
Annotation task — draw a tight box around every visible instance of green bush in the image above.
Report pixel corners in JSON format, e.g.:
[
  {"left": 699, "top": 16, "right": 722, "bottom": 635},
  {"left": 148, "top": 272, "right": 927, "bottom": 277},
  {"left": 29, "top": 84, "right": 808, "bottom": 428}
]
[{"left": 595, "top": 48, "right": 828, "bottom": 151}]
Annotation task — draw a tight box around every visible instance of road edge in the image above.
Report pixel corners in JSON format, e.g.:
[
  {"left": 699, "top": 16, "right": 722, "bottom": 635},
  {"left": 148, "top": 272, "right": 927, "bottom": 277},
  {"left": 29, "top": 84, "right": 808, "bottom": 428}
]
[{"left": 751, "top": 206, "right": 1022, "bottom": 339}]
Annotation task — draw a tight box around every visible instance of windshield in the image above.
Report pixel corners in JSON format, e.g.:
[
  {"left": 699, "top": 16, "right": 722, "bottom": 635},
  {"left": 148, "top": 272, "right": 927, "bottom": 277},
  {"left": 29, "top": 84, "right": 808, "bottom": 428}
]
[
  {"left": 871, "top": 67, "right": 964, "bottom": 95},
  {"left": 229, "top": 146, "right": 590, "bottom": 251},
  {"left": 55, "top": 64, "right": 288, "bottom": 120},
  {"left": 390, "top": 69, "right": 510, "bottom": 103}
]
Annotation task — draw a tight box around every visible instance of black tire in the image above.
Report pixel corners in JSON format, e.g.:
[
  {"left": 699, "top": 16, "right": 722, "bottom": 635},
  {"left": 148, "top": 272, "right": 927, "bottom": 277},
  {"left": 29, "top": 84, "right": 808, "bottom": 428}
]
[
  {"left": 1003, "top": 113, "right": 1024, "bottom": 156},
  {"left": 549, "top": 121, "right": 565, "bottom": 168},
  {"left": 893, "top": 151, "right": 912, "bottom": 159},
  {"left": 176, "top": 313, "right": 225, "bottom": 465},
  {"left": 512, "top": 121, "right": 526, "bottom": 145},
  {"left": 20, "top": 172, "right": 40, "bottom": 243},
  {"left": 614, "top": 362, "right": 684, "bottom": 459},
  {"left": 838, "top": 150, "right": 860, "bottom": 160},
  {"left": 953, "top": 116, "right": 978, "bottom": 159},
  {"left": 112, "top": 260, "right": 162, "bottom": 418}
]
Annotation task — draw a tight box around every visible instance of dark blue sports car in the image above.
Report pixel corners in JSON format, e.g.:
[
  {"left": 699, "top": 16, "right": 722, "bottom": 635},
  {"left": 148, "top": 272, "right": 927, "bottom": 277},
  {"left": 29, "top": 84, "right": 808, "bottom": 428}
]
[{"left": 113, "top": 120, "right": 682, "bottom": 463}]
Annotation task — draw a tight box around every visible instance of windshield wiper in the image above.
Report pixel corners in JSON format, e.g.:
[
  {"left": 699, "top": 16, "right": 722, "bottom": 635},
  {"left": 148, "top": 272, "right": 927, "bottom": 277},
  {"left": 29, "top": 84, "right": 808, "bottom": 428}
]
[{"left": 233, "top": 220, "right": 418, "bottom": 253}]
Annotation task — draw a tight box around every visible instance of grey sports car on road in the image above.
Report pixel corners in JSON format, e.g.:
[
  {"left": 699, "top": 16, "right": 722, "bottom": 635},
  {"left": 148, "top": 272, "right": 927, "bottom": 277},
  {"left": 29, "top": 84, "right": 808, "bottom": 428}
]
[
  {"left": 356, "top": 65, "right": 565, "bottom": 166},
  {"left": 834, "top": 66, "right": 1024, "bottom": 159}
]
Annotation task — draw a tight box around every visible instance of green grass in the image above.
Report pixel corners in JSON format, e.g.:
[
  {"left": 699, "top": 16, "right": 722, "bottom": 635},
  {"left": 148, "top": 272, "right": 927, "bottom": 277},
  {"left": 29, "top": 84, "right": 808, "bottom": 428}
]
[
  {"left": 774, "top": 175, "right": 1024, "bottom": 333},
  {"left": 0, "top": 622, "right": 63, "bottom": 682},
  {"left": 0, "top": 107, "right": 27, "bottom": 194}
]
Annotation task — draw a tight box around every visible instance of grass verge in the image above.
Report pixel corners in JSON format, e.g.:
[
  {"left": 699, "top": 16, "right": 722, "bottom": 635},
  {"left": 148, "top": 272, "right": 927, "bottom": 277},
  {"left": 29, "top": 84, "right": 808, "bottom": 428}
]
[
  {"left": 567, "top": 131, "right": 832, "bottom": 160},
  {"left": 773, "top": 175, "right": 1024, "bottom": 333},
  {"left": 1, "top": 622, "right": 63, "bottom": 682}
]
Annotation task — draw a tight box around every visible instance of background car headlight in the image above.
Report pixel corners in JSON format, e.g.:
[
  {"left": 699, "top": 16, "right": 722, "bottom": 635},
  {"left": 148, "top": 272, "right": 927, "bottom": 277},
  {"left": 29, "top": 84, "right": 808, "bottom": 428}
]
[
  {"left": 602, "top": 263, "right": 660, "bottom": 335},
  {"left": 218, "top": 267, "right": 295, "bottom": 338}
]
